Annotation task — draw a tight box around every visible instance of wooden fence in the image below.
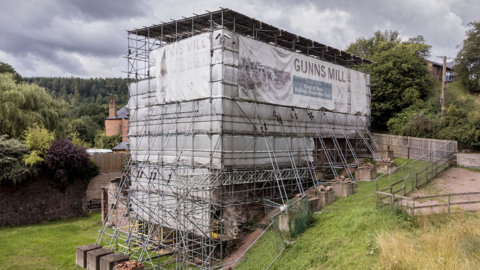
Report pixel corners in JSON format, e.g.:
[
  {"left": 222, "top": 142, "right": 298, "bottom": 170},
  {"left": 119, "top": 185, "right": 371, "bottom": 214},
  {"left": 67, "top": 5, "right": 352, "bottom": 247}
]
[
  {"left": 377, "top": 191, "right": 480, "bottom": 214},
  {"left": 414, "top": 152, "right": 454, "bottom": 189},
  {"left": 372, "top": 133, "right": 457, "bottom": 161},
  {"left": 90, "top": 153, "right": 127, "bottom": 172},
  {"left": 456, "top": 153, "right": 480, "bottom": 169}
]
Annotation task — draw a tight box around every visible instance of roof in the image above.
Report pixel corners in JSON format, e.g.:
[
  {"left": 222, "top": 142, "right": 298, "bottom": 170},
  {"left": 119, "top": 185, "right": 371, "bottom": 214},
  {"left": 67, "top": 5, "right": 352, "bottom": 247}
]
[
  {"left": 107, "top": 106, "right": 129, "bottom": 120},
  {"left": 113, "top": 141, "right": 129, "bottom": 151},
  {"left": 426, "top": 59, "right": 456, "bottom": 70},
  {"left": 127, "top": 8, "right": 371, "bottom": 68}
]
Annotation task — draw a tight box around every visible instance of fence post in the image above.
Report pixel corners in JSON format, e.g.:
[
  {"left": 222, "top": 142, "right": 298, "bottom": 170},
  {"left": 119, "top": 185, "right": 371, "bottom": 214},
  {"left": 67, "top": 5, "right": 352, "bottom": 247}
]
[
  {"left": 447, "top": 195, "right": 450, "bottom": 213},
  {"left": 391, "top": 194, "right": 394, "bottom": 205},
  {"left": 412, "top": 199, "right": 415, "bottom": 215},
  {"left": 415, "top": 173, "right": 418, "bottom": 189}
]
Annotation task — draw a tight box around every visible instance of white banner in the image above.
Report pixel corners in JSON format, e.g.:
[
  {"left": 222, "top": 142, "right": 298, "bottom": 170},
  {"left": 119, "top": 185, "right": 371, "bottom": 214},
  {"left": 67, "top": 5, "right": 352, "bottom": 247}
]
[
  {"left": 350, "top": 70, "right": 368, "bottom": 115},
  {"left": 238, "top": 36, "right": 355, "bottom": 113},
  {"left": 155, "top": 33, "right": 211, "bottom": 103}
]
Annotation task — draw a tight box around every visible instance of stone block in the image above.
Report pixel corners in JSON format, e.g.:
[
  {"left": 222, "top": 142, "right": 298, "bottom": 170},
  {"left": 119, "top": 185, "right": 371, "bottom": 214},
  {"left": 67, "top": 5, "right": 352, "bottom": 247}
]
[
  {"left": 100, "top": 253, "right": 129, "bottom": 270},
  {"left": 376, "top": 150, "right": 394, "bottom": 160},
  {"left": 356, "top": 167, "right": 377, "bottom": 181},
  {"left": 309, "top": 197, "right": 321, "bottom": 212},
  {"left": 87, "top": 248, "right": 113, "bottom": 270},
  {"left": 319, "top": 190, "right": 335, "bottom": 207},
  {"left": 331, "top": 182, "right": 355, "bottom": 197},
  {"left": 375, "top": 162, "right": 397, "bottom": 174},
  {"left": 76, "top": 244, "right": 101, "bottom": 268},
  {"left": 307, "top": 188, "right": 318, "bottom": 199}
]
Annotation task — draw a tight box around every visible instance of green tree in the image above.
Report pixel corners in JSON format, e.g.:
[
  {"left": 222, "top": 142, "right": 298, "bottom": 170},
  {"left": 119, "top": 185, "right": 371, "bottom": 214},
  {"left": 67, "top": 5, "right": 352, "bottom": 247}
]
[
  {"left": 96, "top": 92, "right": 103, "bottom": 104},
  {"left": 369, "top": 45, "right": 432, "bottom": 127},
  {"left": 0, "top": 135, "right": 38, "bottom": 185},
  {"left": 0, "top": 74, "right": 63, "bottom": 138},
  {"left": 71, "top": 131, "right": 91, "bottom": 148},
  {"left": 346, "top": 30, "right": 432, "bottom": 128},
  {"left": 455, "top": 21, "right": 480, "bottom": 93},
  {"left": 59, "top": 84, "right": 68, "bottom": 101},
  {"left": 0, "top": 61, "right": 23, "bottom": 84},
  {"left": 72, "top": 83, "right": 82, "bottom": 106},
  {"left": 22, "top": 123, "right": 55, "bottom": 166}
]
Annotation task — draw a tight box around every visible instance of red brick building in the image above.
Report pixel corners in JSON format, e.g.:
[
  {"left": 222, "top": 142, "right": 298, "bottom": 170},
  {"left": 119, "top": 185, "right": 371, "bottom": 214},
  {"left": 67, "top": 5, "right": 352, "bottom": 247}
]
[{"left": 105, "top": 99, "right": 129, "bottom": 152}]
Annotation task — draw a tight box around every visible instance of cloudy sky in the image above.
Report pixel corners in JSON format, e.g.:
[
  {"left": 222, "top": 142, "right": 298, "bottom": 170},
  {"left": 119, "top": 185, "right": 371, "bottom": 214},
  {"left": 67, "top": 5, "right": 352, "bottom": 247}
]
[{"left": 1, "top": 0, "right": 478, "bottom": 78}]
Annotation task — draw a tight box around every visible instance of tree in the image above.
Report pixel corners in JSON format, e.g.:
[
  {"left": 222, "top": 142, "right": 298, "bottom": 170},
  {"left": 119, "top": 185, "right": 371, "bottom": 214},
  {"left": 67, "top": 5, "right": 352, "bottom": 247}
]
[
  {"left": 346, "top": 30, "right": 432, "bottom": 128},
  {"left": 72, "top": 83, "right": 82, "bottom": 106},
  {"left": 0, "top": 61, "right": 23, "bottom": 84},
  {"left": 0, "top": 135, "right": 38, "bottom": 185},
  {"left": 0, "top": 74, "right": 63, "bottom": 138},
  {"left": 369, "top": 45, "right": 432, "bottom": 127},
  {"left": 22, "top": 123, "right": 55, "bottom": 166},
  {"left": 59, "top": 84, "right": 68, "bottom": 101},
  {"left": 96, "top": 92, "right": 103, "bottom": 104},
  {"left": 455, "top": 21, "right": 480, "bottom": 93},
  {"left": 69, "top": 118, "right": 89, "bottom": 142},
  {"left": 44, "top": 139, "right": 92, "bottom": 187}
]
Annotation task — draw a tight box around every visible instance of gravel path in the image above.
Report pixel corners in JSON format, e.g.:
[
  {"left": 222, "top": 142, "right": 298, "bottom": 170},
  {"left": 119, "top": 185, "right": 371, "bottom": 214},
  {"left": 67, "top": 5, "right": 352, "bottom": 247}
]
[{"left": 408, "top": 167, "right": 480, "bottom": 213}]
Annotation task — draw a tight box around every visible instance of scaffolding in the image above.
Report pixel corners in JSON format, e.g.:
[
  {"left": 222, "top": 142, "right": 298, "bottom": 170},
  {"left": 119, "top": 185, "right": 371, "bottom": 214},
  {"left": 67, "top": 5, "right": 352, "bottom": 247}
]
[{"left": 97, "top": 8, "right": 378, "bottom": 269}]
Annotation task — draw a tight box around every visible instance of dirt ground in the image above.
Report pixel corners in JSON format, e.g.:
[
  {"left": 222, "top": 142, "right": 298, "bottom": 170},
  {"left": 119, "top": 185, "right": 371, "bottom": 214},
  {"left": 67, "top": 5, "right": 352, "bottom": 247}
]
[{"left": 408, "top": 167, "right": 480, "bottom": 213}]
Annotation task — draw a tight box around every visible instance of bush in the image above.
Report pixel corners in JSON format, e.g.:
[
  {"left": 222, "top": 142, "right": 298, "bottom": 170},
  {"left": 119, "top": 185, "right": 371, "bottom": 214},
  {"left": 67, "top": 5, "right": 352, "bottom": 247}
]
[
  {"left": 22, "top": 123, "right": 55, "bottom": 166},
  {"left": 0, "top": 135, "right": 38, "bottom": 185},
  {"left": 95, "top": 134, "right": 121, "bottom": 149},
  {"left": 44, "top": 139, "right": 91, "bottom": 187}
]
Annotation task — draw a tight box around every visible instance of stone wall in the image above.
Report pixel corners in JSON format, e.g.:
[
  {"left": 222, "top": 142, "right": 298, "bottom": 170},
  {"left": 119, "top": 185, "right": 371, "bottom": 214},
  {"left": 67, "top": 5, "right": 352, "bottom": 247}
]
[
  {"left": 86, "top": 171, "right": 123, "bottom": 202},
  {"left": 0, "top": 177, "right": 87, "bottom": 226}
]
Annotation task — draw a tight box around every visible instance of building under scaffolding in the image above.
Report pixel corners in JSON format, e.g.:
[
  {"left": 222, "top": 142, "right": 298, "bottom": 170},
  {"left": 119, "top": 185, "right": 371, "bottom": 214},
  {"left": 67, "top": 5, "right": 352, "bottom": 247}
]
[{"left": 97, "top": 8, "right": 378, "bottom": 269}]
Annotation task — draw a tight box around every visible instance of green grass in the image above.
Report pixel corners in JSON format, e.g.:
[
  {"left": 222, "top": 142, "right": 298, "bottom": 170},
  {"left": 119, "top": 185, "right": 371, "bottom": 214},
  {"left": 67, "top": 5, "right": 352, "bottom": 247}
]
[
  {"left": 0, "top": 158, "right": 446, "bottom": 270},
  {"left": 239, "top": 158, "right": 429, "bottom": 270},
  {"left": 0, "top": 213, "right": 102, "bottom": 270}
]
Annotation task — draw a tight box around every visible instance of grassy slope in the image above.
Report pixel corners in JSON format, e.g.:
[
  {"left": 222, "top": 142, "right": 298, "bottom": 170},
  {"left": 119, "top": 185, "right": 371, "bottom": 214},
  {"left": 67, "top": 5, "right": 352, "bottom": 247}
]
[
  {"left": 241, "top": 158, "right": 425, "bottom": 270},
  {"left": 0, "top": 213, "right": 102, "bottom": 270}
]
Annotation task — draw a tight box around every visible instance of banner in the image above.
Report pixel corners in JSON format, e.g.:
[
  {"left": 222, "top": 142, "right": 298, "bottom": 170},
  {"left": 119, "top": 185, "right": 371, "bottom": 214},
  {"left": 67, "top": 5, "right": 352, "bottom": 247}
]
[
  {"left": 155, "top": 33, "right": 211, "bottom": 103},
  {"left": 350, "top": 70, "right": 368, "bottom": 115},
  {"left": 238, "top": 36, "right": 354, "bottom": 113}
]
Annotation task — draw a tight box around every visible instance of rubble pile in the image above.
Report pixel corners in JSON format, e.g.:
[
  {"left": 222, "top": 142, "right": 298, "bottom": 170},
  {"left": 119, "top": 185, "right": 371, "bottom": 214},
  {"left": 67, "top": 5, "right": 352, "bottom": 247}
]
[
  {"left": 318, "top": 185, "right": 332, "bottom": 191},
  {"left": 330, "top": 175, "right": 352, "bottom": 182},
  {"left": 377, "top": 158, "right": 397, "bottom": 166},
  {"left": 359, "top": 162, "right": 375, "bottom": 169},
  {"left": 115, "top": 260, "right": 144, "bottom": 270}
]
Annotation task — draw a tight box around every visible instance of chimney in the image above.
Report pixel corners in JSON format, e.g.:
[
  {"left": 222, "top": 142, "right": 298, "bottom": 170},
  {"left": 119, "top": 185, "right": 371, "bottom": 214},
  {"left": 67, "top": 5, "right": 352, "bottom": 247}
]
[{"left": 109, "top": 99, "right": 117, "bottom": 118}]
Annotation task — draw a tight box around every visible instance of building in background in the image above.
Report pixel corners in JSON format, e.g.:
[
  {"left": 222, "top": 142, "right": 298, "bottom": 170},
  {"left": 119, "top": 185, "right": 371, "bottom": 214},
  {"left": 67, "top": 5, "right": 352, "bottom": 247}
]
[
  {"left": 426, "top": 60, "right": 456, "bottom": 80},
  {"left": 105, "top": 99, "right": 129, "bottom": 152}
]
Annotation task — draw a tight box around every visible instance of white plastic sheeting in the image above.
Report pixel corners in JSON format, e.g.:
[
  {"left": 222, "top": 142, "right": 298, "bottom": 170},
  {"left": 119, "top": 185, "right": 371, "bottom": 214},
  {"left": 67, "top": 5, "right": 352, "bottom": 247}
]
[
  {"left": 350, "top": 70, "right": 369, "bottom": 115},
  {"left": 151, "top": 30, "right": 369, "bottom": 115},
  {"left": 155, "top": 33, "right": 211, "bottom": 103}
]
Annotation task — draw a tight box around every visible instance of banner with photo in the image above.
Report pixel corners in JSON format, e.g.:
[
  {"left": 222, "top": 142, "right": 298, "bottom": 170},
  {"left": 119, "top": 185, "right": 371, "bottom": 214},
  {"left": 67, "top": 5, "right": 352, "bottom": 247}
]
[{"left": 238, "top": 36, "right": 368, "bottom": 114}]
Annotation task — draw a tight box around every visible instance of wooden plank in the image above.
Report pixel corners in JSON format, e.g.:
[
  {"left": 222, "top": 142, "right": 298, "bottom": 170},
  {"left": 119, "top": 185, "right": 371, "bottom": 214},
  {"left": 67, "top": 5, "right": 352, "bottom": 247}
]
[
  {"left": 414, "top": 192, "right": 480, "bottom": 200},
  {"left": 414, "top": 201, "right": 480, "bottom": 209}
]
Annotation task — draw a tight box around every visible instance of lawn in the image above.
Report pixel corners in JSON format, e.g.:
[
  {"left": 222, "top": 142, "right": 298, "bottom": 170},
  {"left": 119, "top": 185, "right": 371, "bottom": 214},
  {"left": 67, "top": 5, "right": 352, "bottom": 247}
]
[
  {"left": 2, "top": 158, "right": 478, "bottom": 270},
  {"left": 0, "top": 212, "right": 102, "bottom": 270},
  {"left": 239, "top": 158, "right": 455, "bottom": 270}
]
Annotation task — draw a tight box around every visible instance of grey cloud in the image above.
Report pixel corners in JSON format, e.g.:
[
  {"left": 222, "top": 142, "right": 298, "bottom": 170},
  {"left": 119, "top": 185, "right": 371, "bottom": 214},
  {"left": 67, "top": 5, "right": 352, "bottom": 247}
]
[{"left": 1, "top": 0, "right": 479, "bottom": 77}]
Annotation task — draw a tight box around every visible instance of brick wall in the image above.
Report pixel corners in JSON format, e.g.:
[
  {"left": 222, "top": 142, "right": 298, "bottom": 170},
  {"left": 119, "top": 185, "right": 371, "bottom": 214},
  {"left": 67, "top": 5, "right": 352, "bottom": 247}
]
[
  {"left": 0, "top": 177, "right": 87, "bottom": 226},
  {"left": 121, "top": 119, "right": 129, "bottom": 141},
  {"left": 105, "top": 119, "right": 122, "bottom": 137},
  {"left": 86, "top": 171, "right": 123, "bottom": 202}
]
